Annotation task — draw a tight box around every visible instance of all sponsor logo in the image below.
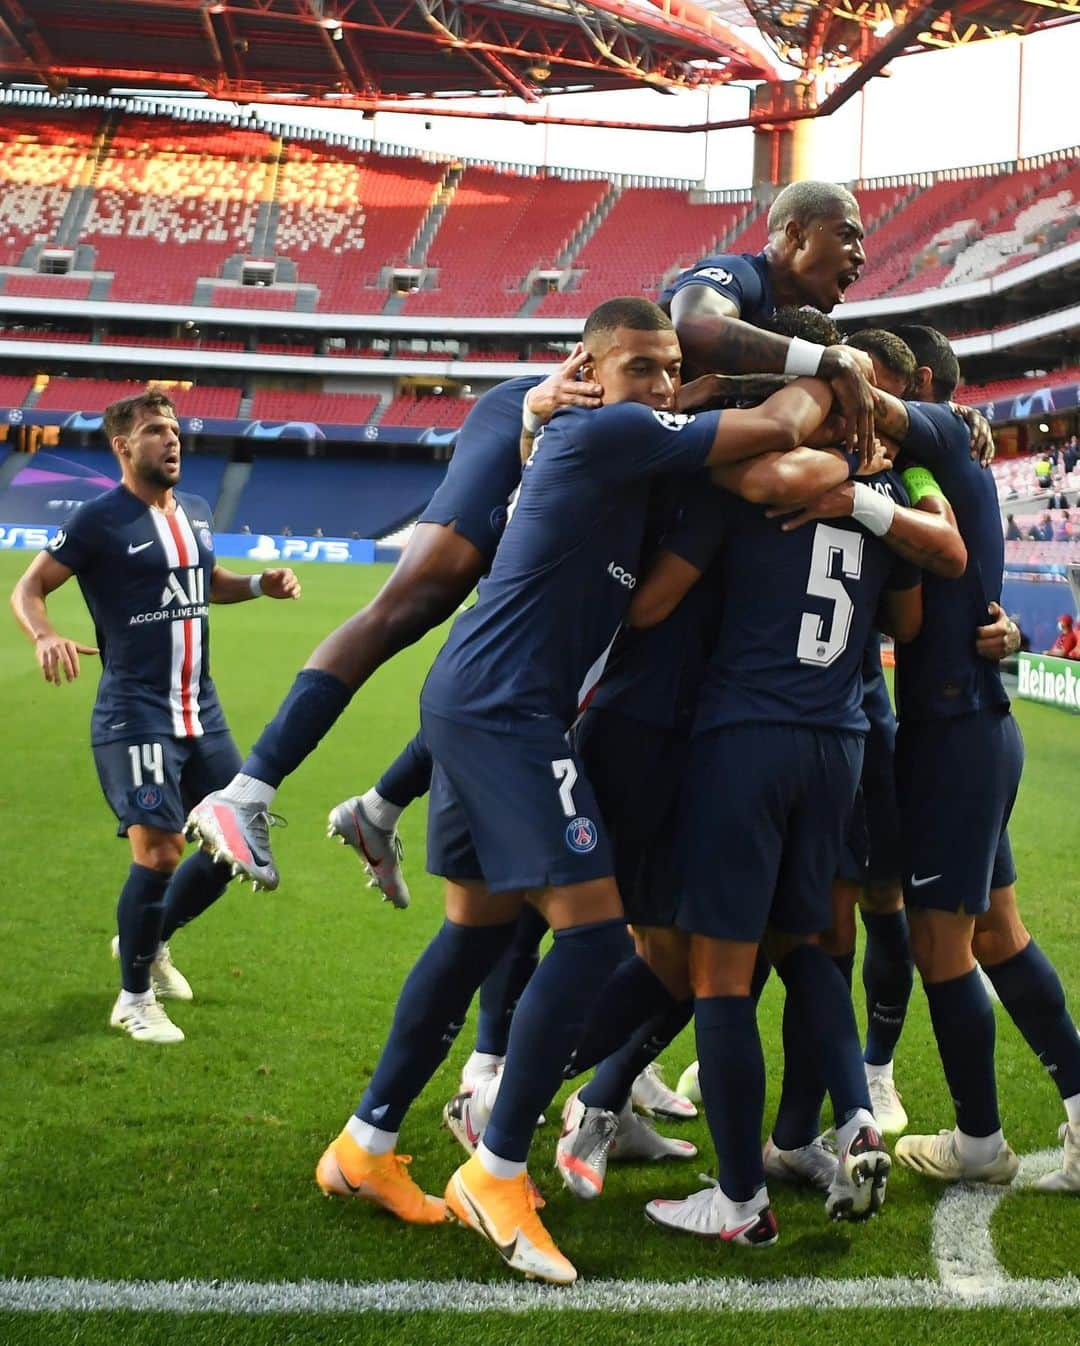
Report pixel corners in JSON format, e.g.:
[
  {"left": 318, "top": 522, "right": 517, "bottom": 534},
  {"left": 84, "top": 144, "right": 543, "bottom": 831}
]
[
  {"left": 565, "top": 816, "right": 599, "bottom": 854},
  {"left": 607, "top": 561, "right": 637, "bottom": 589},
  {"left": 1017, "top": 653, "right": 1080, "bottom": 712}
]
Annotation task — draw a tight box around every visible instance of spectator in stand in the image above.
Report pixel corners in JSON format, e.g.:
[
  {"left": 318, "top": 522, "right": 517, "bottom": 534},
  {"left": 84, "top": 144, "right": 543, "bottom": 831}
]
[
  {"left": 1064, "top": 437, "right": 1078, "bottom": 476},
  {"left": 1035, "top": 455, "right": 1053, "bottom": 491},
  {"left": 314, "top": 527, "right": 325, "bottom": 538},
  {"left": 1046, "top": 615, "right": 1078, "bottom": 658},
  {"left": 1053, "top": 510, "right": 1072, "bottom": 540},
  {"left": 1005, "top": 514, "right": 1023, "bottom": 541},
  {"left": 1033, "top": 511, "right": 1055, "bottom": 542},
  {"left": 1051, "top": 492, "right": 1071, "bottom": 513}
]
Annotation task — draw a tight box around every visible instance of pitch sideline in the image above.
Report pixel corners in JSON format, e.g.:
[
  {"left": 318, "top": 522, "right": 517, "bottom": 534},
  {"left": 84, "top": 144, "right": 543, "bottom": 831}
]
[{"left": 1, "top": 1150, "right": 1075, "bottom": 1315}]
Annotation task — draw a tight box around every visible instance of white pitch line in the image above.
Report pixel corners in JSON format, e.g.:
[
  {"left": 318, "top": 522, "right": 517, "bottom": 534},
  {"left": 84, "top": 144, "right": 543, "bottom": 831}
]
[
  {"left": 2, "top": 1150, "right": 1075, "bottom": 1316},
  {"left": 1, "top": 1273, "right": 1079, "bottom": 1315}
]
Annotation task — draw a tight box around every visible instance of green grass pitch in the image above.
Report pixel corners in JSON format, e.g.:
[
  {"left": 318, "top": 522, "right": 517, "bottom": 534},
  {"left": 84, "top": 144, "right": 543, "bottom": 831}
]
[{"left": 0, "top": 554, "right": 1076, "bottom": 1346}]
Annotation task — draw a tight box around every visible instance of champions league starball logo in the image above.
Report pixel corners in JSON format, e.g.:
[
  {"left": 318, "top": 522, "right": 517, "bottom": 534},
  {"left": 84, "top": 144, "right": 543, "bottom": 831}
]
[{"left": 565, "top": 816, "right": 598, "bottom": 854}]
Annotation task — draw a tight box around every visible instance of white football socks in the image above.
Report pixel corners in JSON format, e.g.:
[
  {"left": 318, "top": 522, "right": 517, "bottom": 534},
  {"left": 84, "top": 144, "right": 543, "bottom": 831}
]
[
  {"left": 361, "top": 788, "right": 403, "bottom": 831},
  {"left": 226, "top": 773, "right": 276, "bottom": 808},
  {"left": 346, "top": 1115, "right": 397, "bottom": 1155}
]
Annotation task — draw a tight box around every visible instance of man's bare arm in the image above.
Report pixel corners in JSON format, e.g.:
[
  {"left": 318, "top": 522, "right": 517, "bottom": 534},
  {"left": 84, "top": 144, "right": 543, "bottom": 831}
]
[
  {"left": 11, "top": 551, "right": 98, "bottom": 684},
  {"left": 704, "top": 377, "right": 834, "bottom": 467},
  {"left": 627, "top": 551, "right": 704, "bottom": 629}
]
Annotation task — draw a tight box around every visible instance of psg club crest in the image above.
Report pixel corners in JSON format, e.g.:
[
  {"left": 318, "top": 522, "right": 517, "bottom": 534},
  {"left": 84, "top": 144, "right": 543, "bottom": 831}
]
[
  {"left": 135, "top": 784, "right": 164, "bottom": 811},
  {"left": 565, "top": 816, "right": 598, "bottom": 854}
]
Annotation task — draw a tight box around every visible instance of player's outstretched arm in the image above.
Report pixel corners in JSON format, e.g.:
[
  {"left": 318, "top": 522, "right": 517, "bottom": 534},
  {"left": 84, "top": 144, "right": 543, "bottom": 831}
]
[
  {"left": 704, "top": 377, "right": 834, "bottom": 467},
  {"left": 771, "top": 480, "right": 967, "bottom": 578},
  {"left": 672, "top": 286, "right": 877, "bottom": 462},
  {"left": 10, "top": 551, "right": 98, "bottom": 685},
  {"left": 877, "top": 584, "right": 923, "bottom": 645},
  {"left": 210, "top": 566, "right": 301, "bottom": 604}
]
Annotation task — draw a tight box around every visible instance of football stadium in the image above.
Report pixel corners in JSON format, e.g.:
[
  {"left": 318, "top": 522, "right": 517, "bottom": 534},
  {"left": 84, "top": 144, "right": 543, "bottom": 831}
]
[{"left": 1, "top": 2, "right": 1078, "bottom": 1343}]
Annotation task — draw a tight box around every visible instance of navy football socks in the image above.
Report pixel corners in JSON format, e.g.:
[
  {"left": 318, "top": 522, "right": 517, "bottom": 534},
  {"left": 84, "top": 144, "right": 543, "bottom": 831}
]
[
  {"left": 694, "top": 995, "right": 765, "bottom": 1202},
  {"left": 861, "top": 908, "right": 914, "bottom": 1066},
  {"left": 355, "top": 918, "right": 517, "bottom": 1132},
  {"left": 115, "top": 863, "right": 171, "bottom": 994},
  {"left": 243, "top": 668, "right": 353, "bottom": 788},
  {"left": 483, "top": 918, "right": 629, "bottom": 1164},
  {"left": 984, "top": 941, "right": 1080, "bottom": 1102},
  {"left": 474, "top": 902, "right": 548, "bottom": 1057},
  {"left": 160, "top": 849, "right": 232, "bottom": 942},
  {"left": 776, "top": 944, "right": 871, "bottom": 1128},
  {"left": 374, "top": 730, "right": 434, "bottom": 810},
  {"left": 924, "top": 968, "right": 1001, "bottom": 1137},
  {"left": 580, "top": 998, "right": 693, "bottom": 1112},
  {"left": 565, "top": 950, "right": 669, "bottom": 1078}
]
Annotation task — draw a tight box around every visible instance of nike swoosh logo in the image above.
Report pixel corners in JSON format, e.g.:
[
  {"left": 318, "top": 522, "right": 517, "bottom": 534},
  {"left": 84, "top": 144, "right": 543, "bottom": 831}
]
[
  {"left": 127, "top": 541, "right": 154, "bottom": 554},
  {"left": 909, "top": 873, "right": 942, "bottom": 888},
  {"left": 720, "top": 1217, "right": 758, "bottom": 1242},
  {"left": 460, "top": 1182, "right": 518, "bottom": 1262}
]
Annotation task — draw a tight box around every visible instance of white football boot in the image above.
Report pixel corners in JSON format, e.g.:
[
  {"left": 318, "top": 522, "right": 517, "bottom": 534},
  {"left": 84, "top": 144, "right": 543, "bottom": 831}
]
[
  {"left": 675, "top": 1059, "right": 701, "bottom": 1105},
  {"left": 327, "top": 796, "right": 410, "bottom": 908},
  {"left": 645, "top": 1179, "right": 779, "bottom": 1246},
  {"left": 895, "top": 1128, "right": 1018, "bottom": 1184},
  {"left": 1035, "top": 1122, "right": 1080, "bottom": 1193},
  {"left": 826, "top": 1112, "right": 891, "bottom": 1220},
  {"left": 610, "top": 1098, "right": 698, "bottom": 1164},
  {"left": 109, "top": 994, "right": 184, "bottom": 1044},
  {"left": 555, "top": 1090, "right": 619, "bottom": 1199},
  {"left": 185, "top": 794, "right": 281, "bottom": 891},
  {"left": 631, "top": 1063, "right": 698, "bottom": 1120},
  {"left": 866, "top": 1065, "right": 908, "bottom": 1135},
  {"left": 111, "top": 935, "right": 193, "bottom": 1002},
  {"left": 762, "top": 1131, "right": 838, "bottom": 1192}
]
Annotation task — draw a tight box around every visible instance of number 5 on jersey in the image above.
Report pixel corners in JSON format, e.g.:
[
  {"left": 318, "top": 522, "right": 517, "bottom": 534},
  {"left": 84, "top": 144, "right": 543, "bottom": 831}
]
[{"left": 797, "top": 523, "right": 864, "bottom": 668}]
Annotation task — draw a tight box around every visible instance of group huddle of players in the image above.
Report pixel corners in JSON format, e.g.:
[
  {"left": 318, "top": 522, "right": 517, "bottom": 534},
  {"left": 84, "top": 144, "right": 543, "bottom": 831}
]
[{"left": 14, "top": 179, "right": 1079, "bottom": 1288}]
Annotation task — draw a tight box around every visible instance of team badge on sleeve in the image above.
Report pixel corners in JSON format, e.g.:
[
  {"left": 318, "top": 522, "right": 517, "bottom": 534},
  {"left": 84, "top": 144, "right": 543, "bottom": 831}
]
[
  {"left": 651, "top": 410, "right": 695, "bottom": 431},
  {"left": 566, "top": 817, "right": 598, "bottom": 854},
  {"left": 200, "top": 529, "right": 214, "bottom": 551},
  {"left": 48, "top": 529, "right": 66, "bottom": 551},
  {"left": 696, "top": 267, "right": 734, "bottom": 286}
]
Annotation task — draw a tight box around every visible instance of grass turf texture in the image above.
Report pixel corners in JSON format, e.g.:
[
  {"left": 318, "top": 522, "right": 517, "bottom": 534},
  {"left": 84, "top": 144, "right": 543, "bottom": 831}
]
[{"left": 1, "top": 556, "right": 1076, "bottom": 1334}]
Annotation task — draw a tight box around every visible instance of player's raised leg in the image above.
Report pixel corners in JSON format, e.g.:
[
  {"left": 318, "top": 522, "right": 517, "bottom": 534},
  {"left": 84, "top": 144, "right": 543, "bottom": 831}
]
[{"left": 328, "top": 729, "right": 432, "bottom": 908}]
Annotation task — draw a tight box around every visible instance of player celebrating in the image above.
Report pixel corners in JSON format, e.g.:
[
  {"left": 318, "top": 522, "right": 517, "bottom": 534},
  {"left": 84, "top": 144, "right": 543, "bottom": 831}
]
[
  {"left": 663, "top": 179, "right": 876, "bottom": 458},
  {"left": 10, "top": 392, "right": 300, "bottom": 1044},
  {"left": 187, "top": 355, "right": 600, "bottom": 890},
  {"left": 313, "top": 298, "right": 842, "bottom": 1285},
  {"left": 857, "top": 327, "right": 1080, "bottom": 1192}
]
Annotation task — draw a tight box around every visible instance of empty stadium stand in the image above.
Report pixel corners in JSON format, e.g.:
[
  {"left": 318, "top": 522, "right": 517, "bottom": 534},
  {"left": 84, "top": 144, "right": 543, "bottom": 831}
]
[
  {"left": 82, "top": 118, "right": 272, "bottom": 305},
  {"left": 0, "top": 374, "right": 31, "bottom": 407},
  {"left": 402, "top": 169, "right": 607, "bottom": 317},
  {"left": 380, "top": 394, "right": 470, "bottom": 429},
  {"left": 955, "top": 366, "right": 1080, "bottom": 407},
  {"left": 247, "top": 389, "right": 380, "bottom": 424},
  {"left": 230, "top": 458, "right": 446, "bottom": 537},
  {"left": 536, "top": 191, "right": 754, "bottom": 317}
]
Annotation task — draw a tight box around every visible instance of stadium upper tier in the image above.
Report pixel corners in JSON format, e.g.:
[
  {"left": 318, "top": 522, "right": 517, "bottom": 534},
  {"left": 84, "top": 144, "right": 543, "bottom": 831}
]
[{"left": 1, "top": 109, "right": 1078, "bottom": 318}]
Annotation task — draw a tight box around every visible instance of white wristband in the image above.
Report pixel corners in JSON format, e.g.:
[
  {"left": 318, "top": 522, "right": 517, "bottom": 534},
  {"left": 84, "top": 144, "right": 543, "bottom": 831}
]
[
  {"left": 249, "top": 573, "right": 264, "bottom": 598},
  {"left": 783, "top": 337, "right": 826, "bottom": 378},
  {"left": 851, "top": 482, "right": 896, "bottom": 537},
  {"left": 522, "top": 401, "right": 544, "bottom": 436}
]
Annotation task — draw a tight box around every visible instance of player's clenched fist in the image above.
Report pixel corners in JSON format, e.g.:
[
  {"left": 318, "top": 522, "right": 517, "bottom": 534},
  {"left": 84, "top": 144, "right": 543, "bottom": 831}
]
[
  {"left": 35, "top": 632, "right": 98, "bottom": 685},
  {"left": 259, "top": 568, "right": 302, "bottom": 600}
]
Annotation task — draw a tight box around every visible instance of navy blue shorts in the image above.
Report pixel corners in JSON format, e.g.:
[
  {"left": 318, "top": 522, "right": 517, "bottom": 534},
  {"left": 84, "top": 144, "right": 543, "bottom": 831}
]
[
  {"left": 676, "top": 724, "right": 864, "bottom": 942},
  {"left": 422, "top": 708, "right": 615, "bottom": 895},
  {"left": 571, "top": 707, "right": 687, "bottom": 928},
  {"left": 417, "top": 467, "right": 508, "bottom": 564},
  {"left": 895, "top": 709, "right": 1023, "bottom": 914},
  {"left": 837, "top": 707, "right": 901, "bottom": 885},
  {"left": 93, "top": 731, "right": 242, "bottom": 837}
]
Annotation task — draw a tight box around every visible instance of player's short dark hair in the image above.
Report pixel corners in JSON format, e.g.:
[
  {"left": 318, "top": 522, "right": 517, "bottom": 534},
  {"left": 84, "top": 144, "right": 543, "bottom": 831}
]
[
  {"left": 767, "top": 180, "right": 859, "bottom": 234},
  {"left": 762, "top": 306, "right": 841, "bottom": 347},
  {"left": 845, "top": 328, "right": 917, "bottom": 394},
  {"left": 583, "top": 297, "right": 673, "bottom": 345},
  {"left": 103, "top": 390, "right": 177, "bottom": 443},
  {"left": 887, "top": 325, "right": 960, "bottom": 401}
]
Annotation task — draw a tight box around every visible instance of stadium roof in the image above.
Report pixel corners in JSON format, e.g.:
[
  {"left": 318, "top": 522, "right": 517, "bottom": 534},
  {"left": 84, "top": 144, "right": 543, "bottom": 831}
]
[
  {"left": 1, "top": 0, "right": 1077, "bottom": 128},
  {"left": 0, "top": 0, "right": 776, "bottom": 103}
]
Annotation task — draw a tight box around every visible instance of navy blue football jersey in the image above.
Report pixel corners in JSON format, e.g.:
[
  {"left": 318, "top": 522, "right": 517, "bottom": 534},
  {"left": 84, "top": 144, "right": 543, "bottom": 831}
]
[
  {"left": 418, "top": 375, "right": 543, "bottom": 562},
  {"left": 894, "top": 402, "right": 1010, "bottom": 723},
  {"left": 587, "top": 474, "right": 725, "bottom": 734},
  {"left": 691, "top": 473, "right": 920, "bottom": 735},
  {"left": 420, "top": 402, "right": 720, "bottom": 731},
  {"left": 47, "top": 486, "right": 226, "bottom": 744},
  {"left": 658, "top": 251, "right": 775, "bottom": 326}
]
